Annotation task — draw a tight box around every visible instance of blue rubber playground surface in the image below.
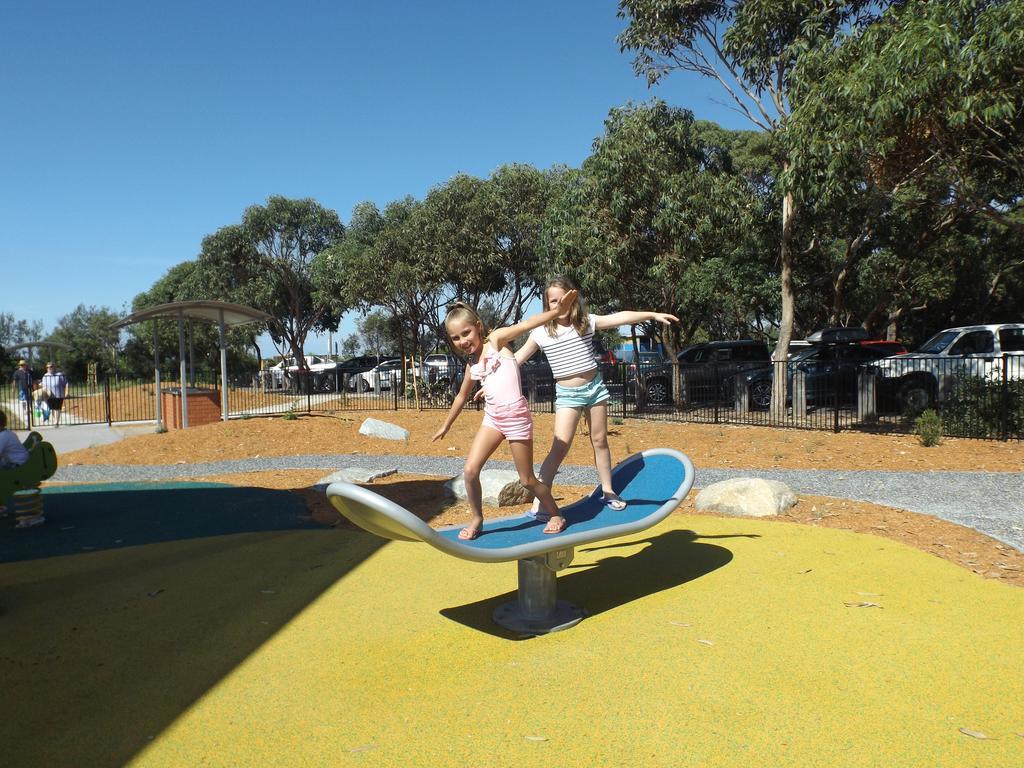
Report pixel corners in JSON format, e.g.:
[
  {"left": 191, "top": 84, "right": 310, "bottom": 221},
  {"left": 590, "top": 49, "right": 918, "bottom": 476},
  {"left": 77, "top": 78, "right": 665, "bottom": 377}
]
[{"left": 0, "top": 481, "right": 317, "bottom": 564}]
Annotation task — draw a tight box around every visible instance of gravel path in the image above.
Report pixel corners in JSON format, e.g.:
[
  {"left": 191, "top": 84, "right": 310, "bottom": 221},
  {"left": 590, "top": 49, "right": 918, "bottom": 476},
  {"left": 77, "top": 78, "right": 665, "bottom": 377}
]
[{"left": 54, "top": 455, "right": 1024, "bottom": 552}]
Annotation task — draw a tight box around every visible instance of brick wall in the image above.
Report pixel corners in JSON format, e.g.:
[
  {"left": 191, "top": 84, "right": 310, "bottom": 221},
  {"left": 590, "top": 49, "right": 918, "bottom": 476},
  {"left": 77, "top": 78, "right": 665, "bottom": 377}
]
[{"left": 161, "top": 389, "right": 223, "bottom": 429}]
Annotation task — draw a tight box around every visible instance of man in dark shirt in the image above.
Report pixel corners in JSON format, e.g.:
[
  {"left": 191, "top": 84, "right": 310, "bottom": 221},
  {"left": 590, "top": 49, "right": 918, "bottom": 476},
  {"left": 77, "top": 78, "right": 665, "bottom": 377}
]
[{"left": 11, "top": 359, "right": 33, "bottom": 423}]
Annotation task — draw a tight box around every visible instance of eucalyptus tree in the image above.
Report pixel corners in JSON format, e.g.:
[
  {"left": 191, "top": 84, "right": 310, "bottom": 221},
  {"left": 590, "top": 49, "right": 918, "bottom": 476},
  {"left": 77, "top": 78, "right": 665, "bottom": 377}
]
[
  {"left": 542, "top": 101, "right": 762, "bottom": 360},
  {"left": 0, "top": 313, "right": 45, "bottom": 375},
  {"left": 198, "top": 195, "right": 347, "bottom": 367},
  {"left": 48, "top": 305, "right": 123, "bottom": 380},
  {"left": 786, "top": 0, "right": 1024, "bottom": 339},
  {"left": 617, "top": 0, "right": 886, "bottom": 414},
  {"left": 328, "top": 198, "right": 439, "bottom": 367},
  {"left": 124, "top": 261, "right": 258, "bottom": 377}
]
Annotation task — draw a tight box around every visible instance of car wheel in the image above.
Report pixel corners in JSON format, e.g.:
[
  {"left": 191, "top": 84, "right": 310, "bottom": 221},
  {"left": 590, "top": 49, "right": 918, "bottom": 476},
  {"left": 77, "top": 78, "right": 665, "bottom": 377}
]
[
  {"left": 749, "top": 380, "right": 772, "bottom": 410},
  {"left": 356, "top": 376, "right": 369, "bottom": 394},
  {"left": 645, "top": 377, "right": 669, "bottom": 404},
  {"left": 899, "top": 379, "right": 933, "bottom": 414}
]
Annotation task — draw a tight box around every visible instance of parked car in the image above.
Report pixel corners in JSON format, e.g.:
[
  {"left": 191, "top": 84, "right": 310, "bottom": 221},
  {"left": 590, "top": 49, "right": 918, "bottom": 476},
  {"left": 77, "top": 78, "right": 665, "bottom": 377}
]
[
  {"left": 624, "top": 351, "right": 672, "bottom": 403},
  {"left": 421, "top": 353, "right": 462, "bottom": 386},
  {"left": 630, "top": 340, "right": 771, "bottom": 405},
  {"left": 265, "top": 354, "right": 339, "bottom": 391},
  {"left": 519, "top": 352, "right": 555, "bottom": 401},
  {"left": 745, "top": 336, "right": 908, "bottom": 409},
  {"left": 350, "top": 358, "right": 404, "bottom": 393},
  {"left": 870, "top": 323, "right": 1024, "bottom": 411},
  {"left": 676, "top": 340, "right": 771, "bottom": 404}
]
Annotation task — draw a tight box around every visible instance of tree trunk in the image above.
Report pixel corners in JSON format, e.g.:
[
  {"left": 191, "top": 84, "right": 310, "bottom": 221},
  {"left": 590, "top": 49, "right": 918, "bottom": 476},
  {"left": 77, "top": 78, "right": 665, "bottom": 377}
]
[{"left": 771, "top": 185, "right": 797, "bottom": 422}]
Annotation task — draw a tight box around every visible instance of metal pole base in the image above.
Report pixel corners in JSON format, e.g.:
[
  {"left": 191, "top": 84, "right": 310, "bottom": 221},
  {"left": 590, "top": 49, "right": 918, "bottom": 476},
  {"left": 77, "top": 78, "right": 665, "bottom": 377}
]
[
  {"left": 492, "top": 550, "right": 582, "bottom": 635},
  {"left": 492, "top": 600, "right": 583, "bottom": 636}
]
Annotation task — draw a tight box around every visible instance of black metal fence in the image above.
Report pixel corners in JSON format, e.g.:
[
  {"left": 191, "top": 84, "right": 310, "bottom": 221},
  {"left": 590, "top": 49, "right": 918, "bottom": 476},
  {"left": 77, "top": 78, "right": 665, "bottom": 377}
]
[{"left": 12, "top": 355, "right": 1021, "bottom": 440}]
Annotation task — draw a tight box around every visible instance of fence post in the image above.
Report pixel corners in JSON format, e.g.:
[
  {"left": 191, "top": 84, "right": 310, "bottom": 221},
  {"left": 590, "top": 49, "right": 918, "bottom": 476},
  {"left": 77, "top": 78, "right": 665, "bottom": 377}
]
[
  {"left": 734, "top": 373, "right": 749, "bottom": 415},
  {"left": 857, "top": 371, "right": 878, "bottom": 424},
  {"left": 712, "top": 364, "right": 720, "bottom": 424},
  {"left": 792, "top": 370, "right": 807, "bottom": 420},
  {"left": 1001, "top": 354, "right": 1009, "bottom": 441},
  {"left": 104, "top": 378, "right": 113, "bottom": 426}
]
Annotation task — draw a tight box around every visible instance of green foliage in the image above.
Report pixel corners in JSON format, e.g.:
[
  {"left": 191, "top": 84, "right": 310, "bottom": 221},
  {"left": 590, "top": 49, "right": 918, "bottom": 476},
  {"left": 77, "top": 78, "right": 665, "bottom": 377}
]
[
  {"left": 283, "top": 409, "right": 298, "bottom": 421},
  {"left": 941, "top": 376, "right": 1024, "bottom": 440},
  {"left": 541, "top": 100, "right": 771, "bottom": 351},
  {"left": 914, "top": 409, "right": 943, "bottom": 447},
  {"left": 0, "top": 312, "right": 46, "bottom": 374},
  {"left": 123, "top": 260, "right": 260, "bottom": 379},
  {"left": 47, "top": 305, "right": 123, "bottom": 381},
  {"left": 198, "top": 195, "right": 347, "bottom": 363}
]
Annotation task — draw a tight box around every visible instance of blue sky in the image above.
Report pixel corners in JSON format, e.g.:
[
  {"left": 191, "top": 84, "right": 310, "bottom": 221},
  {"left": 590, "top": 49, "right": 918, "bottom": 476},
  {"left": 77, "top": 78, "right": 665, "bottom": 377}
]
[{"left": 1, "top": 1, "right": 744, "bottom": 357}]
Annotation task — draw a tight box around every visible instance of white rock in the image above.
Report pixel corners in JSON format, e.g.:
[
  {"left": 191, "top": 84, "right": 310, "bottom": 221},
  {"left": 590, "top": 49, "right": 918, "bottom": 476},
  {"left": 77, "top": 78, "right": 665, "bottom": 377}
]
[
  {"left": 695, "top": 478, "right": 797, "bottom": 518},
  {"left": 357, "top": 418, "right": 409, "bottom": 441},
  {"left": 444, "top": 469, "right": 532, "bottom": 507},
  {"left": 318, "top": 467, "right": 397, "bottom": 485}
]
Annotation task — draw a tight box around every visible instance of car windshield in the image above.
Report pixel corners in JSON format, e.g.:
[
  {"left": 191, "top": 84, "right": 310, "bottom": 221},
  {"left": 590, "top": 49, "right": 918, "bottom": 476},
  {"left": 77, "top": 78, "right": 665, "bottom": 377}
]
[{"left": 916, "top": 330, "right": 959, "bottom": 354}]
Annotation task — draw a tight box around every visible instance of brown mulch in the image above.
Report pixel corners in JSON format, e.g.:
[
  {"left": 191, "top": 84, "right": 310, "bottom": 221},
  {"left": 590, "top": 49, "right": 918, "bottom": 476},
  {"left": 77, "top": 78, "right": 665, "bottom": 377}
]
[{"left": 62, "top": 411, "right": 1024, "bottom": 587}]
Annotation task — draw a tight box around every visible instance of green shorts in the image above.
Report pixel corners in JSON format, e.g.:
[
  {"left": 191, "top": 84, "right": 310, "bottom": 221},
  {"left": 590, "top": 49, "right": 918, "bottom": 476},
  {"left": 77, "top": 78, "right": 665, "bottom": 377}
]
[{"left": 555, "top": 372, "right": 610, "bottom": 410}]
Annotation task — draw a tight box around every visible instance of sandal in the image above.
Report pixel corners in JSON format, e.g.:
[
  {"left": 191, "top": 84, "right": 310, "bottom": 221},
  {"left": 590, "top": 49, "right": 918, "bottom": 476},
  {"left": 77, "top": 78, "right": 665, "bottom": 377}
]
[
  {"left": 526, "top": 508, "right": 551, "bottom": 523},
  {"left": 542, "top": 516, "right": 566, "bottom": 535},
  {"left": 602, "top": 494, "right": 627, "bottom": 511}
]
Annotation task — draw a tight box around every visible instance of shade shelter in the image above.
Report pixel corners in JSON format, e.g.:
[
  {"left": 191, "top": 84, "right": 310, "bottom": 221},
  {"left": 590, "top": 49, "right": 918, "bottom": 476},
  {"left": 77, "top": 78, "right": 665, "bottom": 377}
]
[
  {"left": 6, "top": 341, "right": 70, "bottom": 370},
  {"left": 110, "top": 301, "right": 271, "bottom": 429}
]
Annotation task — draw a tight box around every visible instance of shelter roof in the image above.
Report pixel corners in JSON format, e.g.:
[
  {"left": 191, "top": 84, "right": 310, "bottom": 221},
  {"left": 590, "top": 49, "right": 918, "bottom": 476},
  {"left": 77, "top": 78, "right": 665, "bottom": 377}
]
[{"left": 110, "top": 300, "right": 271, "bottom": 330}]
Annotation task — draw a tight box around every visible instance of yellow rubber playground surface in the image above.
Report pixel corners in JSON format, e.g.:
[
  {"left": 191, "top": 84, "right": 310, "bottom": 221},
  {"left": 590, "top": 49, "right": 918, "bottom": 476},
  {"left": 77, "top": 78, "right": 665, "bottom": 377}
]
[{"left": 3, "top": 502, "right": 1023, "bottom": 766}]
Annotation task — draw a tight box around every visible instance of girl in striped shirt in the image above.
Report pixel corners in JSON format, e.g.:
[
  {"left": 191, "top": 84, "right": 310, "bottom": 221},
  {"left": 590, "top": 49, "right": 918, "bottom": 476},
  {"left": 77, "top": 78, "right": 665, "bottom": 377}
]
[{"left": 516, "top": 277, "right": 677, "bottom": 515}]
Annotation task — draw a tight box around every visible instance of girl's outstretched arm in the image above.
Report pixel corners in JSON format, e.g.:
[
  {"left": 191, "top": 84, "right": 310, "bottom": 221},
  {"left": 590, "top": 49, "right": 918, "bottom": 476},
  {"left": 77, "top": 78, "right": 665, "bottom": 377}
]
[
  {"left": 594, "top": 310, "right": 678, "bottom": 331},
  {"left": 431, "top": 364, "right": 477, "bottom": 441},
  {"left": 489, "top": 290, "right": 578, "bottom": 350},
  {"left": 514, "top": 336, "right": 539, "bottom": 365}
]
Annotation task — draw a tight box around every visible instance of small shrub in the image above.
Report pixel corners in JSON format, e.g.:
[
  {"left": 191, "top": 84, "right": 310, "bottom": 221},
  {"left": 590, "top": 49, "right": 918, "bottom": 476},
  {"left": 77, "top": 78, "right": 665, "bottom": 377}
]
[
  {"left": 283, "top": 409, "right": 298, "bottom": 421},
  {"left": 914, "top": 409, "right": 943, "bottom": 447},
  {"left": 611, "top": 416, "right": 624, "bottom": 426}
]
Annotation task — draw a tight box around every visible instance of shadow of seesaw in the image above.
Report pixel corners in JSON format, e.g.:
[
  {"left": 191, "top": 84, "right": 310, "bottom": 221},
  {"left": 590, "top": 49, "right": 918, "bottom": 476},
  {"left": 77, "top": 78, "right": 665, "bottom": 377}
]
[{"left": 440, "top": 529, "right": 753, "bottom": 638}]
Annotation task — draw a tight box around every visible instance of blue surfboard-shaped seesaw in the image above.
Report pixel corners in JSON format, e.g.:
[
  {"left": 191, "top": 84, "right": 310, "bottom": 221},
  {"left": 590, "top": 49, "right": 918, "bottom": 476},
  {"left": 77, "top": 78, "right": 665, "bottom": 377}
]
[{"left": 326, "top": 448, "right": 694, "bottom": 635}]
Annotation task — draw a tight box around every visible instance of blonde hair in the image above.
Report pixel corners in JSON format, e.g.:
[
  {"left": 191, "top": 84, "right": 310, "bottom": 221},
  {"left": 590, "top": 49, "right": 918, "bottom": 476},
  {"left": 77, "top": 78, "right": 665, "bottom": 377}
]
[
  {"left": 543, "top": 277, "right": 588, "bottom": 337},
  {"left": 444, "top": 302, "right": 489, "bottom": 358}
]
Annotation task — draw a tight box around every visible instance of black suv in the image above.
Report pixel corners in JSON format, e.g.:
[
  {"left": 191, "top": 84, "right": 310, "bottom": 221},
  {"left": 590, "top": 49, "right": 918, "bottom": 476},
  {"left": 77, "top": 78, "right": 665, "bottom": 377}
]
[
  {"left": 626, "top": 340, "right": 771, "bottom": 405},
  {"left": 678, "top": 340, "right": 772, "bottom": 402}
]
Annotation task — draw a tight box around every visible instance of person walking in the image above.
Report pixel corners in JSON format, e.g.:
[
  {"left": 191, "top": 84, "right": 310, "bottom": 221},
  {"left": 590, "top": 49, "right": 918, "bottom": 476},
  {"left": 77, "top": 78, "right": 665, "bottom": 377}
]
[
  {"left": 41, "top": 362, "right": 69, "bottom": 427},
  {"left": 11, "top": 359, "right": 33, "bottom": 425}
]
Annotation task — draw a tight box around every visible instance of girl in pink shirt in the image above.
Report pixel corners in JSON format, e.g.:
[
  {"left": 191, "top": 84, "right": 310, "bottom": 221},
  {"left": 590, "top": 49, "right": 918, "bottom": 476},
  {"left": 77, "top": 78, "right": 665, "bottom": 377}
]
[{"left": 432, "top": 290, "right": 578, "bottom": 540}]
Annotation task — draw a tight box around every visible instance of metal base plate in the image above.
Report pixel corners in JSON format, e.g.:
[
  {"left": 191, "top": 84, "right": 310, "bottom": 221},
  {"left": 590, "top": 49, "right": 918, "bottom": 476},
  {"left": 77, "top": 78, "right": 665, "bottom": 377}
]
[{"left": 492, "top": 600, "right": 584, "bottom": 636}]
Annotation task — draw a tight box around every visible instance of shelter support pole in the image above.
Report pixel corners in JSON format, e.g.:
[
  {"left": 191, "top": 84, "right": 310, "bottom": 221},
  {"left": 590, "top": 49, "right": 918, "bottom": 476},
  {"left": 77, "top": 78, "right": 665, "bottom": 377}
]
[
  {"left": 219, "top": 309, "right": 228, "bottom": 421},
  {"left": 178, "top": 310, "right": 188, "bottom": 429},
  {"left": 188, "top": 320, "right": 195, "bottom": 388},
  {"left": 153, "top": 319, "right": 162, "bottom": 426}
]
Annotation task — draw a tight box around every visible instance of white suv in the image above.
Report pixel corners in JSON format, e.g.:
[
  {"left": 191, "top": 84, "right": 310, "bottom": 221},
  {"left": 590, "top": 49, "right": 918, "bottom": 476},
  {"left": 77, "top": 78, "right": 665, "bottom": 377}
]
[
  {"left": 264, "top": 355, "right": 338, "bottom": 390},
  {"left": 351, "top": 358, "right": 406, "bottom": 393},
  {"left": 872, "top": 323, "right": 1024, "bottom": 410}
]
